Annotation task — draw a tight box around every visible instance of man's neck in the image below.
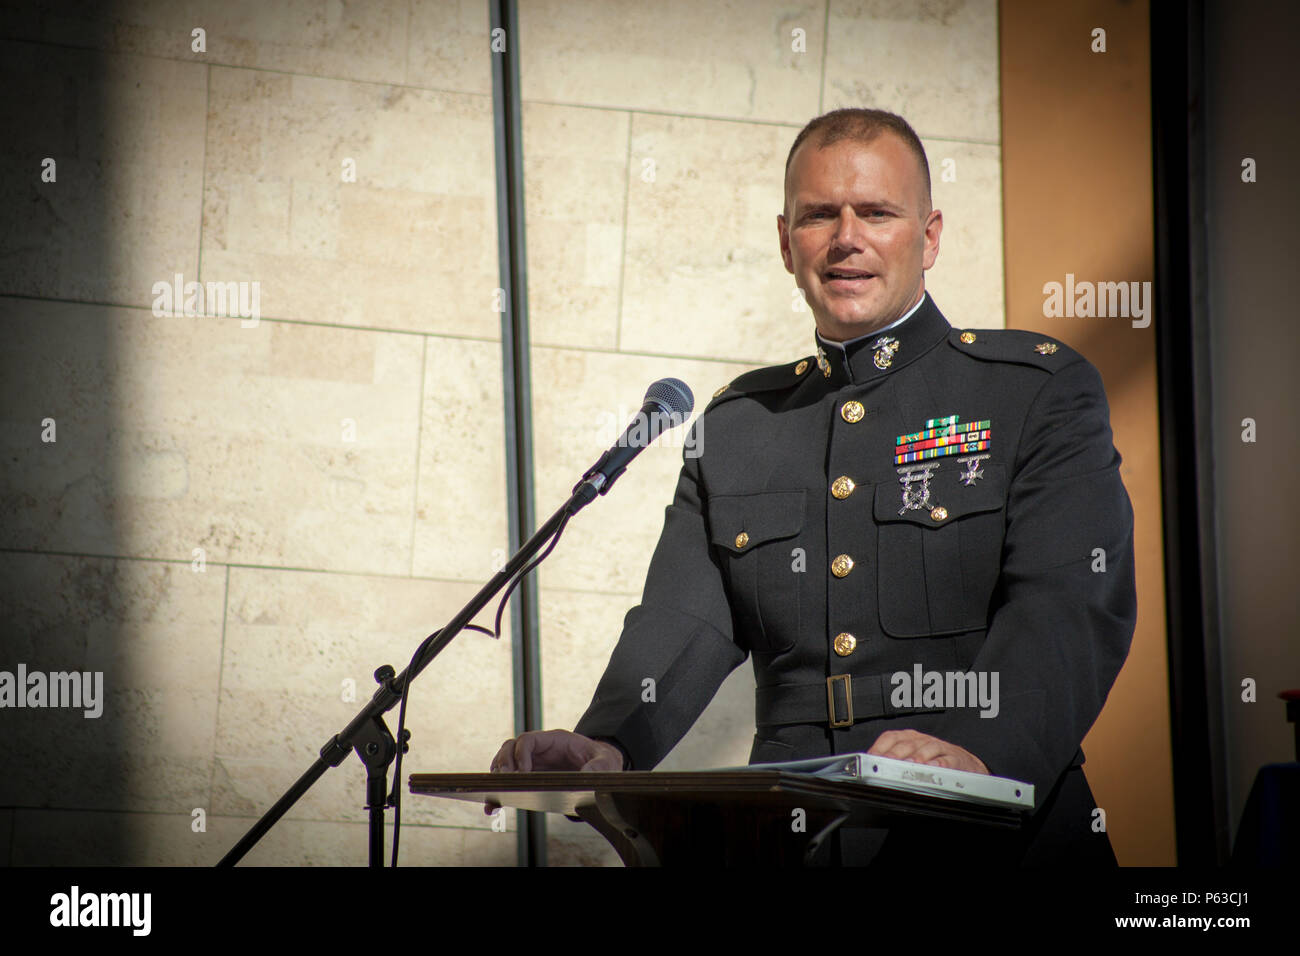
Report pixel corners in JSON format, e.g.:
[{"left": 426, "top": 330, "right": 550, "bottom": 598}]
[{"left": 816, "top": 290, "right": 929, "bottom": 350}]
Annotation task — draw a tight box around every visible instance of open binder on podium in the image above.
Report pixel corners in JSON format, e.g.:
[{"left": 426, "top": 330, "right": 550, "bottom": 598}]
[{"left": 726, "top": 752, "right": 1035, "bottom": 811}]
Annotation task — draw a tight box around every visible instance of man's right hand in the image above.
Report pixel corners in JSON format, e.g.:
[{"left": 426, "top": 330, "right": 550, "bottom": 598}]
[{"left": 484, "top": 730, "right": 625, "bottom": 815}]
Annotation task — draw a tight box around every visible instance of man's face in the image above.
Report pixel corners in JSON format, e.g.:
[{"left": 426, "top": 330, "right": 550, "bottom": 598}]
[{"left": 778, "top": 132, "right": 942, "bottom": 342}]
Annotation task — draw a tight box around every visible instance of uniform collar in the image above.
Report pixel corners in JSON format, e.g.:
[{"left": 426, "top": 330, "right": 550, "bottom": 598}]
[{"left": 813, "top": 291, "right": 951, "bottom": 386}]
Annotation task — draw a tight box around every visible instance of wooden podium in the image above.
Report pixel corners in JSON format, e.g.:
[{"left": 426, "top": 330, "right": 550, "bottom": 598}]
[{"left": 409, "top": 770, "right": 1026, "bottom": 866}]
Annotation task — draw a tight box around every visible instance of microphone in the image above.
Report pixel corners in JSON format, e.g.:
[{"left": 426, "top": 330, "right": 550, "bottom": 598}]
[{"left": 577, "top": 378, "right": 695, "bottom": 498}]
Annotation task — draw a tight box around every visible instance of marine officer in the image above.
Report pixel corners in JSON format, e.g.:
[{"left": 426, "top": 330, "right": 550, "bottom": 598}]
[{"left": 489, "top": 108, "right": 1136, "bottom": 866}]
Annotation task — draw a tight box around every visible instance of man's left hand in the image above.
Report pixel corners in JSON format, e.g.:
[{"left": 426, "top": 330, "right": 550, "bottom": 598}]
[{"left": 866, "top": 730, "right": 989, "bottom": 774}]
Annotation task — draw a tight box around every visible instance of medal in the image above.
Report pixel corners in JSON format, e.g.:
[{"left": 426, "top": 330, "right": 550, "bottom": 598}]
[
  {"left": 896, "top": 463, "right": 941, "bottom": 514},
  {"left": 957, "top": 453, "right": 990, "bottom": 486}
]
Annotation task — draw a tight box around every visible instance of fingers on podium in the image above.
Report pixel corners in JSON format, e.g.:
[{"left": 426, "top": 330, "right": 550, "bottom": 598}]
[{"left": 489, "top": 737, "right": 521, "bottom": 772}]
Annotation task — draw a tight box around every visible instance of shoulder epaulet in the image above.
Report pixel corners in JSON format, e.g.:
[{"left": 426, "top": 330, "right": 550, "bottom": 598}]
[
  {"left": 706, "top": 355, "right": 816, "bottom": 410},
  {"left": 946, "top": 328, "right": 1084, "bottom": 371}
]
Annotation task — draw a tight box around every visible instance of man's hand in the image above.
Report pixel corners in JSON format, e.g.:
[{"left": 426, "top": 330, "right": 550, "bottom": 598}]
[
  {"left": 484, "top": 730, "right": 625, "bottom": 815},
  {"left": 867, "top": 730, "right": 989, "bottom": 774},
  {"left": 490, "top": 729, "right": 624, "bottom": 772}
]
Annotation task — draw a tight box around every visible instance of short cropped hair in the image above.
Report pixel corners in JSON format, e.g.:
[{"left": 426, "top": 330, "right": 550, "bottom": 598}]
[{"left": 784, "top": 108, "right": 932, "bottom": 213}]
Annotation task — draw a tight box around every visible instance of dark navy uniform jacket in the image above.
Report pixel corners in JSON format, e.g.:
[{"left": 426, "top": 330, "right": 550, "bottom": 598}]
[{"left": 574, "top": 292, "right": 1137, "bottom": 864}]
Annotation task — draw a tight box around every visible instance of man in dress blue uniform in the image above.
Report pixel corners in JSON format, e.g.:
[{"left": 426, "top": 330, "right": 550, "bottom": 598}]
[{"left": 490, "top": 108, "right": 1136, "bottom": 866}]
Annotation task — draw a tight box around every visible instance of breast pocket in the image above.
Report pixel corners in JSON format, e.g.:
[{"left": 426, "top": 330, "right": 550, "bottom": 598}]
[
  {"left": 707, "top": 490, "right": 806, "bottom": 653},
  {"left": 873, "top": 464, "right": 1007, "bottom": 638}
]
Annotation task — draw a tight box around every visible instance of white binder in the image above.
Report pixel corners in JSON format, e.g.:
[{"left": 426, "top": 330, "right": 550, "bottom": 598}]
[{"left": 730, "top": 752, "right": 1035, "bottom": 811}]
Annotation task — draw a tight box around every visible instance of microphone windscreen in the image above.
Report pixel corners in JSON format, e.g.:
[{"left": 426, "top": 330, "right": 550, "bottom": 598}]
[{"left": 644, "top": 377, "right": 694, "bottom": 418}]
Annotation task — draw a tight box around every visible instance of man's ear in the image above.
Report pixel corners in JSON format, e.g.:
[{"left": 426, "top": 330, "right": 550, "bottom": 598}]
[
  {"left": 777, "top": 213, "right": 794, "bottom": 274},
  {"left": 922, "top": 208, "right": 943, "bottom": 271}
]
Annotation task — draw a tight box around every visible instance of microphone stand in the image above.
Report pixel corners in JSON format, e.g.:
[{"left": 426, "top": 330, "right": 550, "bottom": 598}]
[{"left": 216, "top": 472, "right": 611, "bottom": 867}]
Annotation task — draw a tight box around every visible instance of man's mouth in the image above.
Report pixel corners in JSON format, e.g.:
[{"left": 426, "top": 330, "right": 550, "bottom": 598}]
[{"left": 824, "top": 269, "right": 876, "bottom": 288}]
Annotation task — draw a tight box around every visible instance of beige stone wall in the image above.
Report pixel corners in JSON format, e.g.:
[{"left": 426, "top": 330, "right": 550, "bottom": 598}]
[{"left": 0, "top": 0, "right": 1001, "bottom": 867}]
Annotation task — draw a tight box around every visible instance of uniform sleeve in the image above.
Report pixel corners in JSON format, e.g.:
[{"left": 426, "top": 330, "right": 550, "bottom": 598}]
[
  {"left": 572, "top": 423, "right": 749, "bottom": 770},
  {"left": 930, "top": 357, "right": 1137, "bottom": 797}
]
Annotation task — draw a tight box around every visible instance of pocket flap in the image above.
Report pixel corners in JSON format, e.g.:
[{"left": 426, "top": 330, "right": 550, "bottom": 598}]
[
  {"left": 708, "top": 490, "right": 806, "bottom": 553},
  {"left": 874, "top": 463, "right": 1006, "bottom": 525}
]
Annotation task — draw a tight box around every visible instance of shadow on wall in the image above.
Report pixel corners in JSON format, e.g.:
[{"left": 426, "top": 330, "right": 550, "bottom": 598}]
[{"left": 0, "top": 11, "right": 129, "bottom": 864}]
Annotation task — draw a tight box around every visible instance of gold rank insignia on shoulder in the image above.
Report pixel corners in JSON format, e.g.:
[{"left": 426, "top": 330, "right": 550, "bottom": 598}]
[
  {"left": 871, "top": 335, "right": 900, "bottom": 369},
  {"left": 1034, "top": 342, "right": 1059, "bottom": 355},
  {"left": 795, "top": 359, "right": 809, "bottom": 376},
  {"left": 895, "top": 414, "right": 992, "bottom": 465},
  {"left": 959, "top": 331, "right": 976, "bottom": 344}
]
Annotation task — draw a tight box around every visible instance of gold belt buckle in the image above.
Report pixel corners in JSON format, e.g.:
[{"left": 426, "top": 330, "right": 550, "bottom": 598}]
[{"left": 826, "top": 674, "right": 853, "bottom": 728}]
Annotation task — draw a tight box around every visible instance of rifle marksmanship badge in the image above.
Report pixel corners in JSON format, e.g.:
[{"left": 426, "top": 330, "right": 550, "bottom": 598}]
[
  {"left": 896, "top": 462, "right": 940, "bottom": 514},
  {"left": 894, "top": 414, "right": 991, "bottom": 465}
]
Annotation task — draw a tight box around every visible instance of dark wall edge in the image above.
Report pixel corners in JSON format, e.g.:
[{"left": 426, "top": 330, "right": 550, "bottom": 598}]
[{"left": 1149, "top": 0, "right": 1231, "bottom": 865}]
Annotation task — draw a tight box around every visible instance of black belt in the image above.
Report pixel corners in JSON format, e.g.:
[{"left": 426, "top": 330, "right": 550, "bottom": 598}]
[{"left": 756, "top": 673, "right": 948, "bottom": 729}]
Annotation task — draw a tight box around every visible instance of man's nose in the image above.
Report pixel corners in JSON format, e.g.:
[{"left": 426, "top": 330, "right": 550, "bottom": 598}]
[{"left": 830, "top": 207, "right": 867, "bottom": 252}]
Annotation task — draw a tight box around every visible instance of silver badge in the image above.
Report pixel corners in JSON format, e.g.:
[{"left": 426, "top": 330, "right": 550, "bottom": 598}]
[
  {"left": 957, "top": 454, "right": 990, "bottom": 486},
  {"left": 871, "top": 335, "right": 900, "bottom": 370},
  {"left": 897, "top": 463, "right": 940, "bottom": 514},
  {"left": 816, "top": 344, "right": 831, "bottom": 378}
]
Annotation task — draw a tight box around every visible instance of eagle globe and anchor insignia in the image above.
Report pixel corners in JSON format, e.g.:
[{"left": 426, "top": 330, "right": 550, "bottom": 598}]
[{"left": 870, "top": 335, "right": 900, "bottom": 369}]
